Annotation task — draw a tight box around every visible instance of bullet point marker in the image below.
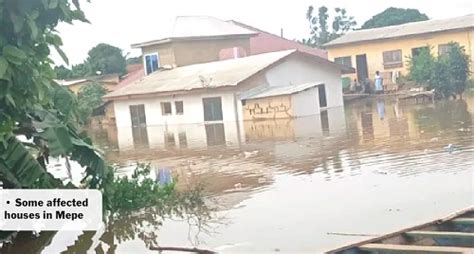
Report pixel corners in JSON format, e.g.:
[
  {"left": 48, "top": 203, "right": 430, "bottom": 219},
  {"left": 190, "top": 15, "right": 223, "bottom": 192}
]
[{"left": 6, "top": 201, "right": 10, "bottom": 204}]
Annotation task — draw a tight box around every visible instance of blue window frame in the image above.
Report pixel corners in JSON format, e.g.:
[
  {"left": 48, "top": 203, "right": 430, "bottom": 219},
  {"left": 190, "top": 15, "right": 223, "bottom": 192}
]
[{"left": 145, "top": 53, "right": 159, "bottom": 75}]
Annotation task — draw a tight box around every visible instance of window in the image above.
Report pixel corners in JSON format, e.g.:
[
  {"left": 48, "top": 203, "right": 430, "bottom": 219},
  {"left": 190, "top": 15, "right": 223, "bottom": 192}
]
[
  {"left": 438, "top": 44, "right": 453, "bottom": 56},
  {"left": 334, "top": 56, "right": 352, "bottom": 67},
  {"left": 382, "top": 50, "right": 403, "bottom": 69},
  {"left": 411, "top": 46, "right": 429, "bottom": 58},
  {"left": 175, "top": 101, "right": 184, "bottom": 115},
  {"left": 145, "top": 53, "right": 159, "bottom": 75},
  {"left": 161, "top": 102, "right": 172, "bottom": 115}
]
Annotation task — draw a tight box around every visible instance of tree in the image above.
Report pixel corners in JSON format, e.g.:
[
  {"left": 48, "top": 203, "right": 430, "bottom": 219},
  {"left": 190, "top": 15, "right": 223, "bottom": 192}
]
[
  {"left": 86, "top": 43, "right": 126, "bottom": 75},
  {"left": 361, "top": 7, "right": 428, "bottom": 29},
  {"left": 54, "top": 65, "right": 73, "bottom": 79},
  {"left": 76, "top": 81, "right": 107, "bottom": 124},
  {"left": 304, "top": 5, "right": 356, "bottom": 47},
  {"left": 407, "top": 42, "right": 471, "bottom": 98},
  {"left": 126, "top": 55, "right": 142, "bottom": 65},
  {"left": 71, "top": 62, "right": 91, "bottom": 77}
]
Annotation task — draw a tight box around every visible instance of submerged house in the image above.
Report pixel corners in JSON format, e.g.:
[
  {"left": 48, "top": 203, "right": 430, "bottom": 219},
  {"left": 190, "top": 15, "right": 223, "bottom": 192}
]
[
  {"left": 324, "top": 14, "right": 474, "bottom": 85},
  {"left": 103, "top": 49, "right": 351, "bottom": 128}
]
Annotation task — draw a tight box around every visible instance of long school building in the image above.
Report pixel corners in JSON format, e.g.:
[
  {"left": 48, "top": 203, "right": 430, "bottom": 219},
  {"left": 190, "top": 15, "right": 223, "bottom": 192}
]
[{"left": 324, "top": 14, "right": 474, "bottom": 84}]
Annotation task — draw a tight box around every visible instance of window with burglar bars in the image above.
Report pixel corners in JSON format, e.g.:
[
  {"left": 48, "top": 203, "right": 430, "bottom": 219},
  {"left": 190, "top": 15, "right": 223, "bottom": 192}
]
[{"left": 383, "top": 50, "right": 403, "bottom": 69}]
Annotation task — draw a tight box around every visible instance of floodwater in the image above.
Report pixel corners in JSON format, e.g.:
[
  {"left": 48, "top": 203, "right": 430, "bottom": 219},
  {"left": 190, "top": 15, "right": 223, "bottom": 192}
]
[{"left": 3, "top": 97, "right": 474, "bottom": 253}]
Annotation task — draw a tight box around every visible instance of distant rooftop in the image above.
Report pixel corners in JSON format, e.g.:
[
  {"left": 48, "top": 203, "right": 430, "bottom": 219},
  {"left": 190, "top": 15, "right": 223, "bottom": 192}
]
[
  {"left": 240, "top": 82, "right": 324, "bottom": 100},
  {"left": 132, "top": 16, "right": 257, "bottom": 48},
  {"left": 228, "top": 20, "right": 328, "bottom": 59},
  {"left": 324, "top": 14, "right": 474, "bottom": 47}
]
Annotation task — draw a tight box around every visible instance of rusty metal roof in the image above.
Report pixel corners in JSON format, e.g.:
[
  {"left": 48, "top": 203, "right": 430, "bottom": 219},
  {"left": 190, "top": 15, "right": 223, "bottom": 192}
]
[
  {"left": 240, "top": 82, "right": 324, "bottom": 100},
  {"left": 325, "top": 14, "right": 474, "bottom": 47},
  {"left": 131, "top": 16, "right": 257, "bottom": 48}
]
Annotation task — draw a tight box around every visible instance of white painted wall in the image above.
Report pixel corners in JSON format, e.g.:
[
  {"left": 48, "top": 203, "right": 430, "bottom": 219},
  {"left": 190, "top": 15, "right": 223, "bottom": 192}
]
[
  {"left": 113, "top": 55, "right": 344, "bottom": 129},
  {"left": 264, "top": 57, "right": 343, "bottom": 108},
  {"left": 291, "top": 87, "right": 320, "bottom": 117},
  {"left": 114, "top": 90, "right": 240, "bottom": 128},
  {"left": 115, "top": 122, "right": 240, "bottom": 151}
]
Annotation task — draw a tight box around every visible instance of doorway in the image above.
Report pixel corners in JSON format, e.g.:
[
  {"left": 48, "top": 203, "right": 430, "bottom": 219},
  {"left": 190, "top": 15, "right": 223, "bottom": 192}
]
[
  {"left": 129, "top": 104, "right": 147, "bottom": 127},
  {"left": 203, "top": 97, "right": 223, "bottom": 121},
  {"left": 356, "top": 54, "right": 369, "bottom": 81},
  {"left": 318, "top": 85, "right": 327, "bottom": 108}
]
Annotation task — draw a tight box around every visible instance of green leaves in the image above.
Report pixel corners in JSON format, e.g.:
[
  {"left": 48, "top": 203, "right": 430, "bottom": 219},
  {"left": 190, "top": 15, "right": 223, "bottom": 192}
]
[
  {"left": 0, "top": 133, "right": 62, "bottom": 188},
  {"left": 41, "top": 126, "right": 74, "bottom": 156},
  {"left": 3, "top": 45, "right": 27, "bottom": 65},
  {"left": 48, "top": 0, "right": 59, "bottom": 9},
  {"left": 54, "top": 44, "right": 69, "bottom": 65},
  {"left": 26, "top": 16, "right": 39, "bottom": 38},
  {"left": 0, "top": 57, "right": 8, "bottom": 79}
]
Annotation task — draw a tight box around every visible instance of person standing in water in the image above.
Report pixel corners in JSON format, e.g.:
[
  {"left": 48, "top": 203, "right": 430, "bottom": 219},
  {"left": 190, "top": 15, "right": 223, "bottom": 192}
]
[{"left": 374, "top": 71, "right": 384, "bottom": 94}]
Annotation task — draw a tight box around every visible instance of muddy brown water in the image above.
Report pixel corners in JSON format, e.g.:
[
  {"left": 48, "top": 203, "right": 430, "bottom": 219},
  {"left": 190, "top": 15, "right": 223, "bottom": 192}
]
[{"left": 2, "top": 97, "right": 473, "bottom": 253}]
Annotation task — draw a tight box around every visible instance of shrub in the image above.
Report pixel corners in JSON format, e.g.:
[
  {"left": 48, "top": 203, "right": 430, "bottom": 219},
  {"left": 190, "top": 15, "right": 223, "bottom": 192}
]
[{"left": 407, "top": 42, "right": 471, "bottom": 98}]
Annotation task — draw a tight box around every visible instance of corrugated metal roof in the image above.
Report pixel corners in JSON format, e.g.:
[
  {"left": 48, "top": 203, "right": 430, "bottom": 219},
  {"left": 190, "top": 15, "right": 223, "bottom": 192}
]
[
  {"left": 104, "top": 50, "right": 296, "bottom": 99},
  {"left": 240, "top": 82, "right": 323, "bottom": 100},
  {"left": 132, "top": 16, "right": 257, "bottom": 48},
  {"left": 325, "top": 14, "right": 474, "bottom": 47}
]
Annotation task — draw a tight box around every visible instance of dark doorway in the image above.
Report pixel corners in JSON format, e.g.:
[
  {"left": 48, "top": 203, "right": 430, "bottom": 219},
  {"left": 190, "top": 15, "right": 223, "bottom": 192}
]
[
  {"left": 205, "top": 123, "right": 226, "bottom": 146},
  {"left": 356, "top": 54, "right": 369, "bottom": 81},
  {"left": 318, "top": 85, "right": 327, "bottom": 108},
  {"left": 203, "top": 97, "right": 223, "bottom": 121},
  {"left": 129, "top": 104, "right": 147, "bottom": 127}
]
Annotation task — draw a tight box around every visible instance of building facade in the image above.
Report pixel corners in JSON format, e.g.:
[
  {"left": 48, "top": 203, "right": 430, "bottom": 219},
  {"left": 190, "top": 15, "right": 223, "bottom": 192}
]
[
  {"left": 324, "top": 15, "right": 474, "bottom": 83},
  {"left": 104, "top": 50, "right": 350, "bottom": 128},
  {"left": 132, "top": 16, "right": 329, "bottom": 78}
]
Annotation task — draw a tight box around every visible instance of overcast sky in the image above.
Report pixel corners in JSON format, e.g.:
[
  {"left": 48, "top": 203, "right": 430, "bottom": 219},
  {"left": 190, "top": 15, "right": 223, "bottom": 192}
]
[{"left": 54, "top": 0, "right": 473, "bottom": 66}]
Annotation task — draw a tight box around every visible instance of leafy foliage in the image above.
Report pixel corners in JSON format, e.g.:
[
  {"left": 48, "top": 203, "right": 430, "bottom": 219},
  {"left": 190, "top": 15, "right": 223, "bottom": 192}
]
[
  {"left": 76, "top": 81, "right": 107, "bottom": 123},
  {"left": 407, "top": 47, "right": 434, "bottom": 85},
  {"left": 361, "top": 7, "right": 428, "bottom": 29},
  {"left": 0, "top": 0, "right": 114, "bottom": 206},
  {"left": 303, "top": 5, "right": 356, "bottom": 47},
  {"left": 54, "top": 43, "right": 126, "bottom": 79},
  {"left": 407, "top": 42, "right": 471, "bottom": 98},
  {"left": 0, "top": 1, "right": 211, "bottom": 246},
  {"left": 87, "top": 43, "right": 126, "bottom": 75},
  {"left": 126, "top": 55, "right": 142, "bottom": 65},
  {"left": 54, "top": 65, "right": 73, "bottom": 79}
]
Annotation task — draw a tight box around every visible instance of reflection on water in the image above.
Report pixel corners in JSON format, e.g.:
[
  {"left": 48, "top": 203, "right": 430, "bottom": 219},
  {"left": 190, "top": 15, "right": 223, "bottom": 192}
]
[{"left": 3, "top": 97, "right": 474, "bottom": 253}]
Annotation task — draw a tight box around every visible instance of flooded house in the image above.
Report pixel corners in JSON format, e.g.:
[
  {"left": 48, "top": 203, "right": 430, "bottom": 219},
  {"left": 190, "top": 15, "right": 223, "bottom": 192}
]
[
  {"left": 103, "top": 15, "right": 352, "bottom": 147},
  {"left": 324, "top": 14, "right": 474, "bottom": 86},
  {"left": 103, "top": 49, "right": 351, "bottom": 129}
]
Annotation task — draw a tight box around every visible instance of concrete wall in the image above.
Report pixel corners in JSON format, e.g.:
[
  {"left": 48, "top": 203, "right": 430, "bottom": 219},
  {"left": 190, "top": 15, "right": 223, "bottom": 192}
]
[
  {"left": 264, "top": 55, "right": 344, "bottom": 108},
  {"left": 327, "top": 29, "right": 474, "bottom": 81},
  {"left": 142, "top": 43, "right": 176, "bottom": 67},
  {"left": 172, "top": 37, "right": 251, "bottom": 66},
  {"left": 242, "top": 95, "right": 293, "bottom": 120},
  {"left": 116, "top": 122, "right": 240, "bottom": 151},
  {"left": 140, "top": 37, "right": 252, "bottom": 71},
  {"left": 113, "top": 54, "right": 344, "bottom": 127},
  {"left": 291, "top": 87, "right": 320, "bottom": 117},
  {"left": 113, "top": 90, "right": 240, "bottom": 127}
]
